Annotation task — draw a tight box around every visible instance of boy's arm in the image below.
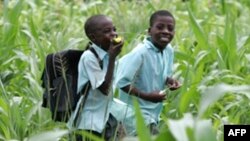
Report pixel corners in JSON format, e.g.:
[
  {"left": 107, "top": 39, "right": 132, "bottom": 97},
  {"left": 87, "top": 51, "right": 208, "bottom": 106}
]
[
  {"left": 97, "top": 56, "right": 116, "bottom": 95},
  {"left": 98, "top": 42, "right": 123, "bottom": 95},
  {"left": 121, "top": 85, "right": 166, "bottom": 103}
]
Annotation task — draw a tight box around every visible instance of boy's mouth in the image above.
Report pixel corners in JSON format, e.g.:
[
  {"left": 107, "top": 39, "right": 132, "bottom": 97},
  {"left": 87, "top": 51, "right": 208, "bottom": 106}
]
[{"left": 159, "top": 36, "right": 170, "bottom": 43}]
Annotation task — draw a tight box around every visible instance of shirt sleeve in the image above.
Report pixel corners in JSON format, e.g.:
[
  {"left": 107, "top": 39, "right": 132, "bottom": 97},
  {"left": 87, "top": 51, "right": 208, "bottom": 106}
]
[
  {"left": 83, "top": 51, "right": 105, "bottom": 89},
  {"left": 115, "top": 51, "right": 143, "bottom": 88}
]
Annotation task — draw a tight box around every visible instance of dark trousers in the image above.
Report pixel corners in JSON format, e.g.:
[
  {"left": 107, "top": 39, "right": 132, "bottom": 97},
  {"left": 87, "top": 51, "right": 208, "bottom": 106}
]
[
  {"left": 75, "top": 114, "right": 118, "bottom": 141},
  {"left": 148, "top": 123, "right": 159, "bottom": 135}
]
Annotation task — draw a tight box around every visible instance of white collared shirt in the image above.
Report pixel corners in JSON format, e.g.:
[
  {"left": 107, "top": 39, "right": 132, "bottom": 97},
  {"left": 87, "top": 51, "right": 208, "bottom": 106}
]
[
  {"left": 115, "top": 37, "right": 174, "bottom": 135},
  {"left": 68, "top": 43, "right": 112, "bottom": 133}
]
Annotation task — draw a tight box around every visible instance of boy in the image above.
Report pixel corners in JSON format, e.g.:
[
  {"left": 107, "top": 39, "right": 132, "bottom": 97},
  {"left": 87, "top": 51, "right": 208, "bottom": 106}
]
[
  {"left": 67, "top": 14, "right": 123, "bottom": 141},
  {"left": 115, "top": 10, "right": 181, "bottom": 135}
]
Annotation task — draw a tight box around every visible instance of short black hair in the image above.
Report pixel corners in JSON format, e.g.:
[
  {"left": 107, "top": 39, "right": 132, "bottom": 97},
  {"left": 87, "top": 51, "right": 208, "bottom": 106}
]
[
  {"left": 84, "top": 14, "right": 106, "bottom": 39},
  {"left": 149, "top": 10, "right": 175, "bottom": 27}
]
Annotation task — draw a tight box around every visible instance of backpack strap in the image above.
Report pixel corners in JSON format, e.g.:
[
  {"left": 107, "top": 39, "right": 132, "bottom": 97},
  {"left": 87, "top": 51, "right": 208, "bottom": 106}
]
[{"left": 89, "top": 47, "right": 103, "bottom": 69}]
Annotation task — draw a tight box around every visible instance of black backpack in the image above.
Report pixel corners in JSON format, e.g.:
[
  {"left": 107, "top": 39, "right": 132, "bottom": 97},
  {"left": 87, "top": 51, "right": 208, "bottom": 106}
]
[{"left": 41, "top": 48, "right": 102, "bottom": 122}]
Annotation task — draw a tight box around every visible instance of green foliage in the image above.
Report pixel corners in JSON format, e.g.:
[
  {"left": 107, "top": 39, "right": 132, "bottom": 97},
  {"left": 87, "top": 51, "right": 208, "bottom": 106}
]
[
  {"left": 133, "top": 99, "right": 152, "bottom": 141},
  {"left": 1, "top": 0, "right": 250, "bottom": 141}
]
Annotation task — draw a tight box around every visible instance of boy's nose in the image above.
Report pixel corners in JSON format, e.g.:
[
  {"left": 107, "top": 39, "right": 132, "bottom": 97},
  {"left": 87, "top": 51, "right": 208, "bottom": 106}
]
[
  {"left": 111, "top": 31, "right": 118, "bottom": 37},
  {"left": 162, "top": 28, "right": 170, "bottom": 34}
]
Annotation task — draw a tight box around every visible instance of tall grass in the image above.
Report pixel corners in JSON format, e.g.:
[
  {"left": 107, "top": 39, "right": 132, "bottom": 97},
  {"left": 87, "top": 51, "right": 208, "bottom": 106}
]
[{"left": 0, "top": 0, "right": 250, "bottom": 140}]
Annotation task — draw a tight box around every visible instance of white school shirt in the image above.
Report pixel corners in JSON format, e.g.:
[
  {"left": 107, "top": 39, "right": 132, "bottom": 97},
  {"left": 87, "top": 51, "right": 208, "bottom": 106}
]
[
  {"left": 68, "top": 43, "right": 112, "bottom": 133},
  {"left": 115, "top": 37, "right": 174, "bottom": 134}
]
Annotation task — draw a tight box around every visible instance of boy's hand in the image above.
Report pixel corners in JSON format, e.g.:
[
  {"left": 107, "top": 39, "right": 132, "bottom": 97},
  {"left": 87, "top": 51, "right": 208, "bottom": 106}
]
[
  {"left": 108, "top": 38, "right": 124, "bottom": 59},
  {"left": 166, "top": 77, "right": 181, "bottom": 91}
]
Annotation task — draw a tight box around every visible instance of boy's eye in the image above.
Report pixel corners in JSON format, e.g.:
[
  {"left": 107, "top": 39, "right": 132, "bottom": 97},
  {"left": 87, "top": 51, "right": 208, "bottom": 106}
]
[
  {"left": 102, "top": 28, "right": 111, "bottom": 33},
  {"left": 156, "top": 24, "right": 174, "bottom": 32},
  {"left": 167, "top": 25, "right": 174, "bottom": 32},
  {"left": 102, "top": 27, "right": 116, "bottom": 34},
  {"left": 156, "top": 24, "right": 164, "bottom": 30}
]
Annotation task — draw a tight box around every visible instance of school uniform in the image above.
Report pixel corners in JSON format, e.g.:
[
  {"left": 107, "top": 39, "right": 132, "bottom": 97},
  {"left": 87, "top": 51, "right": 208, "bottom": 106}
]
[
  {"left": 115, "top": 37, "right": 174, "bottom": 135},
  {"left": 67, "top": 43, "right": 116, "bottom": 138}
]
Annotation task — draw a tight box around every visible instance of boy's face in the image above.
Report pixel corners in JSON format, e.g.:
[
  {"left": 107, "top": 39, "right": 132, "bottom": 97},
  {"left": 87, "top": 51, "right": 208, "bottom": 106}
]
[
  {"left": 148, "top": 15, "right": 175, "bottom": 50},
  {"left": 91, "top": 17, "right": 117, "bottom": 50}
]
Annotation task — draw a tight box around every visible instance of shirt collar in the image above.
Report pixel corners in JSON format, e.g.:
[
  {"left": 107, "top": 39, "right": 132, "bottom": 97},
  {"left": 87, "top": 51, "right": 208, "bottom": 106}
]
[
  {"left": 90, "top": 43, "right": 107, "bottom": 60},
  {"left": 144, "top": 37, "right": 162, "bottom": 53}
]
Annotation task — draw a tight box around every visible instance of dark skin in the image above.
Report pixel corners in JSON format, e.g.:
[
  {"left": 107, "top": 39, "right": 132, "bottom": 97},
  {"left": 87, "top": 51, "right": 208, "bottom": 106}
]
[
  {"left": 148, "top": 15, "right": 175, "bottom": 50},
  {"left": 88, "top": 16, "right": 123, "bottom": 95},
  {"left": 121, "top": 15, "right": 181, "bottom": 103}
]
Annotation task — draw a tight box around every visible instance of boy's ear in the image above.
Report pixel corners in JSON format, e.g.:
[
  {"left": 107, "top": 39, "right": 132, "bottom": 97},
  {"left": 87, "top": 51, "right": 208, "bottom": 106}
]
[
  {"left": 88, "top": 33, "right": 96, "bottom": 41},
  {"left": 148, "top": 27, "right": 151, "bottom": 35}
]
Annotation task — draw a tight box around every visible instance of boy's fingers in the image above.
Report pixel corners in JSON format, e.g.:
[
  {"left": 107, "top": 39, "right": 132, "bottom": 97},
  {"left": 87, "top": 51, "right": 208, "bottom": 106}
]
[
  {"left": 168, "top": 83, "right": 182, "bottom": 90},
  {"left": 111, "top": 43, "right": 123, "bottom": 51},
  {"left": 115, "top": 40, "right": 124, "bottom": 48}
]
